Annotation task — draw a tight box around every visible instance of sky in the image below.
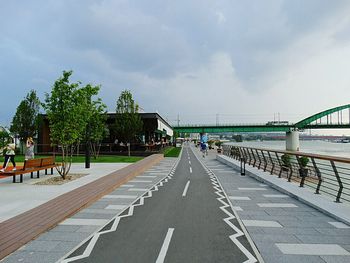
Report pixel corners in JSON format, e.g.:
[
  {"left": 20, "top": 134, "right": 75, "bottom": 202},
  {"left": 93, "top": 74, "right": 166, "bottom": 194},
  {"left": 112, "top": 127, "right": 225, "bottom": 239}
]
[{"left": 1, "top": 0, "right": 350, "bottom": 134}]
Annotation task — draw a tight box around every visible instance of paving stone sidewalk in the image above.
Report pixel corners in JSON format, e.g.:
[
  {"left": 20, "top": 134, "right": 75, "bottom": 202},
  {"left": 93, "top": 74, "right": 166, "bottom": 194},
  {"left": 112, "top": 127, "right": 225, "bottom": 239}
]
[
  {"left": 1, "top": 158, "right": 177, "bottom": 263},
  {"left": 196, "top": 148, "right": 350, "bottom": 263}
]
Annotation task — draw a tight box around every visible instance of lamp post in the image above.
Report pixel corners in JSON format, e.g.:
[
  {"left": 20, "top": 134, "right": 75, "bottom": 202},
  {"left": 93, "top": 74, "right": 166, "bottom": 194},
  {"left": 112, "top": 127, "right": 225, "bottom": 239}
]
[{"left": 85, "top": 95, "right": 91, "bottom": 169}]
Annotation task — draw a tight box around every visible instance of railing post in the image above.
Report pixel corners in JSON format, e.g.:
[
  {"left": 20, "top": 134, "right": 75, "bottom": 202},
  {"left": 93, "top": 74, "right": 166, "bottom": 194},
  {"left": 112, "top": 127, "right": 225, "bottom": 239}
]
[
  {"left": 240, "top": 147, "right": 247, "bottom": 163},
  {"left": 239, "top": 148, "right": 246, "bottom": 176},
  {"left": 256, "top": 149, "right": 262, "bottom": 169},
  {"left": 268, "top": 151, "right": 275, "bottom": 175},
  {"left": 275, "top": 153, "right": 283, "bottom": 178},
  {"left": 296, "top": 156, "right": 306, "bottom": 187},
  {"left": 261, "top": 150, "right": 267, "bottom": 172},
  {"left": 250, "top": 148, "right": 256, "bottom": 167},
  {"left": 235, "top": 147, "right": 239, "bottom": 160},
  {"left": 330, "top": 160, "right": 343, "bottom": 203},
  {"left": 311, "top": 157, "right": 322, "bottom": 194},
  {"left": 246, "top": 148, "right": 252, "bottom": 165}
]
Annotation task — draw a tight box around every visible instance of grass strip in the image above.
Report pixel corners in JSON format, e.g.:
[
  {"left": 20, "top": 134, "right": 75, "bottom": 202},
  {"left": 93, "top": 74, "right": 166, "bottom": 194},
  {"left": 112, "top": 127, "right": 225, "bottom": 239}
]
[{"left": 164, "top": 147, "right": 181, "bottom": 157}]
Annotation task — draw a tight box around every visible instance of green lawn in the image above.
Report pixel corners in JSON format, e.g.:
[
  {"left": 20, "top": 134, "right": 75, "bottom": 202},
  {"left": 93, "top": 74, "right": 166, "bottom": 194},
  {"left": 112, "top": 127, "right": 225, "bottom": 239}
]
[
  {"left": 0, "top": 155, "right": 143, "bottom": 163},
  {"left": 164, "top": 147, "right": 181, "bottom": 157}
]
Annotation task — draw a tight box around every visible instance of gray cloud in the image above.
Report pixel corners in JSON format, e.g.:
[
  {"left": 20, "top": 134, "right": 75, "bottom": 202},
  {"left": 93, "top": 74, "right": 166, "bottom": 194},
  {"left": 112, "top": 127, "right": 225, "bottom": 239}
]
[{"left": 1, "top": 0, "right": 350, "bottom": 128}]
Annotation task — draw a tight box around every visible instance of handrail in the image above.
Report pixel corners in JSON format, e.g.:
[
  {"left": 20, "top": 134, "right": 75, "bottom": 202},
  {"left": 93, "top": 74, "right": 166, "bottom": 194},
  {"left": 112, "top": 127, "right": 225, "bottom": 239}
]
[
  {"left": 232, "top": 145, "right": 350, "bottom": 164},
  {"left": 223, "top": 145, "right": 350, "bottom": 203}
]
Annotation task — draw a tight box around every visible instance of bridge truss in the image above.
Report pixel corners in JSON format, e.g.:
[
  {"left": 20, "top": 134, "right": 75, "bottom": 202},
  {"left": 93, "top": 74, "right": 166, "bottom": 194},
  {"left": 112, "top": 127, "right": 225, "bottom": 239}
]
[{"left": 173, "top": 104, "right": 350, "bottom": 133}]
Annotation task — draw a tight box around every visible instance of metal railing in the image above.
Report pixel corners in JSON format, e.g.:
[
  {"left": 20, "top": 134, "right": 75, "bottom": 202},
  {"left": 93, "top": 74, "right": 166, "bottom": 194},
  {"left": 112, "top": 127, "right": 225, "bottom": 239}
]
[{"left": 223, "top": 145, "right": 350, "bottom": 203}]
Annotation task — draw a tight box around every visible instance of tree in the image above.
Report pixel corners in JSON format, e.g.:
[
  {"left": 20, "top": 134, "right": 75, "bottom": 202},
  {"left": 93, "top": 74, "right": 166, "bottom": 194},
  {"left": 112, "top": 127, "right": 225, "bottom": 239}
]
[
  {"left": 43, "top": 71, "right": 106, "bottom": 179},
  {"left": 80, "top": 84, "right": 107, "bottom": 160},
  {"left": 10, "top": 90, "right": 41, "bottom": 145},
  {"left": 114, "top": 90, "right": 143, "bottom": 156}
]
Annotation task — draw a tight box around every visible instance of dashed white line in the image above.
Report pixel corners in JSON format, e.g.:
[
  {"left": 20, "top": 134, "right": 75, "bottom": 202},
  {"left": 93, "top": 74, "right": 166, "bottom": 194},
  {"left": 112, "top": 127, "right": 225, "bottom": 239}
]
[
  {"left": 189, "top": 161, "right": 191, "bottom": 165},
  {"left": 182, "top": 181, "right": 190, "bottom": 197},
  {"left": 189, "top": 167, "right": 192, "bottom": 173},
  {"left": 156, "top": 228, "right": 175, "bottom": 263}
]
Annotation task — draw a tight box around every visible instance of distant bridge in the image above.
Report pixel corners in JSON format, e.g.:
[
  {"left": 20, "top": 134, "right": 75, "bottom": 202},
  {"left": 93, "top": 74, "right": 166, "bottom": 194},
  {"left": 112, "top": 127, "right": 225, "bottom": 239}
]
[{"left": 173, "top": 104, "right": 350, "bottom": 133}]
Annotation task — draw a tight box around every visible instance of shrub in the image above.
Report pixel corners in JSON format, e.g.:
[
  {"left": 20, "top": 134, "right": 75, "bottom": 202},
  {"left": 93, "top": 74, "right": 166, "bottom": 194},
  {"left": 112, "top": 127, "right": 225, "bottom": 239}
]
[
  {"left": 299, "top": 156, "right": 309, "bottom": 168},
  {"left": 281, "top": 154, "right": 291, "bottom": 167}
]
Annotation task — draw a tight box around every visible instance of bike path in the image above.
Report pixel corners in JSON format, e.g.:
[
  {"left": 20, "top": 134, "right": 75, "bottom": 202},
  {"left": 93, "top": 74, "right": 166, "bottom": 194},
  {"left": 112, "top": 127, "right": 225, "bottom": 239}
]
[{"left": 64, "top": 145, "right": 260, "bottom": 262}]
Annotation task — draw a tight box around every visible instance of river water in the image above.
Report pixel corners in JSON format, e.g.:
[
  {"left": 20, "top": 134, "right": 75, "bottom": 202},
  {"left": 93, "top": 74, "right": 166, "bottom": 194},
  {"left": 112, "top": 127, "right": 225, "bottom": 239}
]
[{"left": 227, "top": 140, "right": 350, "bottom": 159}]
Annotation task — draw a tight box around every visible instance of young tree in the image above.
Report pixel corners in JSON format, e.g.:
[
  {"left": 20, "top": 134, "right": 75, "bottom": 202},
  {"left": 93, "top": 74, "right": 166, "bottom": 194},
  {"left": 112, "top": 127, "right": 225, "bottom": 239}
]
[
  {"left": 10, "top": 90, "right": 41, "bottom": 145},
  {"left": 43, "top": 71, "right": 106, "bottom": 179},
  {"left": 80, "top": 84, "right": 107, "bottom": 160},
  {"left": 114, "top": 90, "right": 143, "bottom": 156}
]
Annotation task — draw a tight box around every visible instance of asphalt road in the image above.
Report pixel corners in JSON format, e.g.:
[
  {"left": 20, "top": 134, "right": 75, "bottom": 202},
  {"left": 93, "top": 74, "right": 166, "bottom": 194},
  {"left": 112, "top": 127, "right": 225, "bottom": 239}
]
[{"left": 64, "top": 145, "right": 259, "bottom": 263}]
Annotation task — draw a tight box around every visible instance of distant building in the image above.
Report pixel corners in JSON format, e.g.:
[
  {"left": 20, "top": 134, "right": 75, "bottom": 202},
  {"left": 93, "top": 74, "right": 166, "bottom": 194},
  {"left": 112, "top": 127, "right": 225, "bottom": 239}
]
[{"left": 37, "top": 112, "right": 173, "bottom": 154}]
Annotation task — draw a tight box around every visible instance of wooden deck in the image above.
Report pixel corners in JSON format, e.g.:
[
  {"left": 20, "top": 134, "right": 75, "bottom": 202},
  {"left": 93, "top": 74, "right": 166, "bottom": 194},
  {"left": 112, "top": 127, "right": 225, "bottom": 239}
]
[{"left": 0, "top": 154, "right": 164, "bottom": 260}]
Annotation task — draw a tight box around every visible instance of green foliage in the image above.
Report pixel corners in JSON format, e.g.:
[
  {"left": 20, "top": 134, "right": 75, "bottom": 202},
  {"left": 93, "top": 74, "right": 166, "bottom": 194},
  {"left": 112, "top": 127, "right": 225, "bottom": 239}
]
[
  {"left": 215, "top": 141, "right": 223, "bottom": 147},
  {"left": 10, "top": 90, "right": 41, "bottom": 141},
  {"left": 299, "top": 156, "right": 309, "bottom": 168},
  {"left": 43, "top": 71, "right": 106, "bottom": 178},
  {"left": 281, "top": 154, "right": 291, "bottom": 167},
  {"left": 164, "top": 147, "right": 181, "bottom": 157},
  {"left": 114, "top": 90, "right": 143, "bottom": 155},
  {"left": 208, "top": 140, "right": 214, "bottom": 147},
  {"left": 80, "top": 84, "right": 107, "bottom": 159}
]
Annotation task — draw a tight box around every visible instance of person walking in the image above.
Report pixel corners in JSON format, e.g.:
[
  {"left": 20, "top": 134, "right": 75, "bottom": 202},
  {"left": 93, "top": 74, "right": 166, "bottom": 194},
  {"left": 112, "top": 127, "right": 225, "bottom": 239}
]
[
  {"left": 0, "top": 139, "right": 16, "bottom": 172},
  {"left": 25, "top": 137, "right": 35, "bottom": 160},
  {"left": 200, "top": 142, "right": 207, "bottom": 158}
]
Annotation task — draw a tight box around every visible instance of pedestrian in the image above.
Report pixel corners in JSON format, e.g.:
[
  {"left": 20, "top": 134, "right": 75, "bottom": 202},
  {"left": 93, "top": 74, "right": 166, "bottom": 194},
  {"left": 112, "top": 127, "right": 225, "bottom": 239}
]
[
  {"left": 0, "top": 139, "right": 16, "bottom": 172},
  {"left": 25, "top": 137, "right": 35, "bottom": 160},
  {"left": 200, "top": 142, "right": 207, "bottom": 158}
]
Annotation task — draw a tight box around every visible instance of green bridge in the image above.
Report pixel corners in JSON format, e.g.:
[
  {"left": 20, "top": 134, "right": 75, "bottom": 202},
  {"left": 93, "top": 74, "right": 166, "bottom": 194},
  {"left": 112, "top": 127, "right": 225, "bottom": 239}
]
[{"left": 173, "top": 104, "right": 350, "bottom": 133}]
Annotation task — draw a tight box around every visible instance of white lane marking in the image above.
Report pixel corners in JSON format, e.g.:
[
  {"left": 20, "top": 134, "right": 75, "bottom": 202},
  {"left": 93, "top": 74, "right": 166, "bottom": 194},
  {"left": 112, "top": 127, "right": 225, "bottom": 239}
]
[
  {"left": 257, "top": 203, "right": 297, "bottom": 208},
  {"left": 156, "top": 228, "right": 175, "bottom": 263},
  {"left": 191, "top": 147, "right": 259, "bottom": 263},
  {"left": 60, "top": 153, "right": 182, "bottom": 263},
  {"left": 189, "top": 161, "right": 191, "bottom": 165},
  {"left": 60, "top": 219, "right": 109, "bottom": 226},
  {"left": 105, "top": 205, "right": 127, "bottom": 210},
  {"left": 229, "top": 196, "right": 251, "bottom": 201},
  {"left": 242, "top": 220, "right": 283, "bottom": 228},
  {"left": 263, "top": 194, "right": 289, "bottom": 198},
  {"left": 130, "top": 180, "right": 153, "bottom": 183},
  {"left": 189, "top": 167, "right": 192, "bottom": 173},
  {"left": 182, "top": 181, "right": 190, "bottom": 197},
  {"left": 103, "top": 195, "right": 138, "bottom": 199},
  {"left": 128, "top": 188, "right": 149, "bottom": 192},
  {"left": 238, "top": 188, "right": 267, "bottom": 191},
  {"left": 276, "top": 243, "right": 350, "bottom": 255}
]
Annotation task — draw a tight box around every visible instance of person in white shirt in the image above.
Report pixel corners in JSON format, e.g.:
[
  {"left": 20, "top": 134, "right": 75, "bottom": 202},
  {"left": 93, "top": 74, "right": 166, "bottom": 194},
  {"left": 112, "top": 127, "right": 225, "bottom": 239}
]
[{"left": 0, "top": 140, "right": 16, "bottom": 172}]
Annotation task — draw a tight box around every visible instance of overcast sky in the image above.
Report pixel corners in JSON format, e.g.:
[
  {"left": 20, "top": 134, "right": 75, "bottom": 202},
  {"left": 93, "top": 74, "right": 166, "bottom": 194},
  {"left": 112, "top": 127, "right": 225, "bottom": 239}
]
[{"left": 1, "top": 0, "right": 350, "bottom": 132}]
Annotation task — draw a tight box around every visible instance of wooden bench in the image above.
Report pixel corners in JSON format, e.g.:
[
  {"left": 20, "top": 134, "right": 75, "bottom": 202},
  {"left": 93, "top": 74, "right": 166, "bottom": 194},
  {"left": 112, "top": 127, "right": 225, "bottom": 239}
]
[{"left": 1, "top": 157, "right": 58, "bottom": 183}]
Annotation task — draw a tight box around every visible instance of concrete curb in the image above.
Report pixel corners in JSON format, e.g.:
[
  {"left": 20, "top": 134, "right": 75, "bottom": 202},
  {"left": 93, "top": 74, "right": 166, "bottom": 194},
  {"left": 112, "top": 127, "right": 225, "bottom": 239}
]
[{"left": 217, "top": 154, "right": 350, "bottom": 226}]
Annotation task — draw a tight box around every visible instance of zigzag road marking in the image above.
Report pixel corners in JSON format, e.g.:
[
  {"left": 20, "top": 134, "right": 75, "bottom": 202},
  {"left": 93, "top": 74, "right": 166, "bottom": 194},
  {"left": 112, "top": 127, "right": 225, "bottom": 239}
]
[
  {"left": 191, "top": 148, "right": 258, "bottom": 263},
  {"left": 61, "top": 158, "right": 181, "bottom": 263}
]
